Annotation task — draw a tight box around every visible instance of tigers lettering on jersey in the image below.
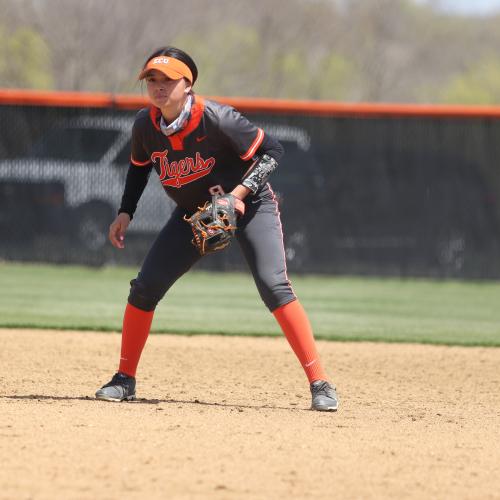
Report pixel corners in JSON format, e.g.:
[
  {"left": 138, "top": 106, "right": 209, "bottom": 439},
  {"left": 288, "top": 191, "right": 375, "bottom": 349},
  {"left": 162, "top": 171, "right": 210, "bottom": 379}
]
[{"left": 151, "top": 149, "right": 215, "bottom": 188}]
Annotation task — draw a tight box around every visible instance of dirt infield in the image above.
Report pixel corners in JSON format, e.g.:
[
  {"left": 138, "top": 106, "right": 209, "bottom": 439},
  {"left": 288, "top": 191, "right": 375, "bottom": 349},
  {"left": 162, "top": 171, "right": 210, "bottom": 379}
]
[{"left": 1, "top": 329, "right": 499, "bottom": 500}]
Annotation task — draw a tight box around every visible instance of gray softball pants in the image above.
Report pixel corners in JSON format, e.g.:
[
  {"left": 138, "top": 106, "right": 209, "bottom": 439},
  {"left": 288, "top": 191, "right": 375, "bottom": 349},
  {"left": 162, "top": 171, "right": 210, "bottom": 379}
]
[{"left": 127, "top": 187, "right": 296, "bottom": 313}]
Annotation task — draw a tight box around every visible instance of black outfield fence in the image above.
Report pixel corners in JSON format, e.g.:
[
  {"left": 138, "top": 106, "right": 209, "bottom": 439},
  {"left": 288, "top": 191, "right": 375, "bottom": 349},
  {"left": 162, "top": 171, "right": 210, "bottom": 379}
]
[{"left": 1, "top": 90, "right": 499, "bottom": 278}]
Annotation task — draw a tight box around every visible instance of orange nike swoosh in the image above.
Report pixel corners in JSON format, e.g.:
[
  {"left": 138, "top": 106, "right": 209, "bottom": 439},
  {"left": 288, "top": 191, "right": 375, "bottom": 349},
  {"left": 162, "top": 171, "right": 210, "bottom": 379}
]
[{"left": 196, "top": 135, "right": 207, "bottom": 142}]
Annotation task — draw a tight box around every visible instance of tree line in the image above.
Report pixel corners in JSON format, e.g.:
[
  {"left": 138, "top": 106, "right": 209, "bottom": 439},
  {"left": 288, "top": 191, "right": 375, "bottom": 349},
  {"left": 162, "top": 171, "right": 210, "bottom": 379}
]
[{"left": 1, "top": 0, "right": 500, "bottom": 104}]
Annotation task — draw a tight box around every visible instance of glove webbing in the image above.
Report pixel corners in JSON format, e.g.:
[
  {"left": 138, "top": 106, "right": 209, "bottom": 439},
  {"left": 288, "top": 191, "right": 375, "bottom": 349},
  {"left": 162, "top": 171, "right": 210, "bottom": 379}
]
[{"left": 184, "top": 200, "right": 237, "bottom": 255}]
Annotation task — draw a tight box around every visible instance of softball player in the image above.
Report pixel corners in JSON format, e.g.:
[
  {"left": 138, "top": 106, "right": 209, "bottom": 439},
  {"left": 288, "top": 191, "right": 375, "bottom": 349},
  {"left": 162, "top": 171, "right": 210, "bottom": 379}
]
[{"left": 95, "top": 46, "right": 338, "bottom": 411}]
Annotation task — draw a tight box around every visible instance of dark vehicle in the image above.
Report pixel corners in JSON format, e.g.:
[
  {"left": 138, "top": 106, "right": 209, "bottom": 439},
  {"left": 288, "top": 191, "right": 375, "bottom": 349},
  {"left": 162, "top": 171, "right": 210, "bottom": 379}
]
[
  {"left": 0, "top": 180, "right": 66, "bottom": 240},
  {"left": 313, "top": 145, "right": 500, "bottom": 278}
]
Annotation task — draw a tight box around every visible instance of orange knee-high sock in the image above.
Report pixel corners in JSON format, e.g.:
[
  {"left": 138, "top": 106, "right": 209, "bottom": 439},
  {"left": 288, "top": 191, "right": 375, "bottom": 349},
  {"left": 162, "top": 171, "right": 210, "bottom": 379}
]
[
  {"left": 273, "top": 299, "right": 328, "bottom": 383},
  {"left": 118, "top": 303, "right": 154, "bottom": 377}
]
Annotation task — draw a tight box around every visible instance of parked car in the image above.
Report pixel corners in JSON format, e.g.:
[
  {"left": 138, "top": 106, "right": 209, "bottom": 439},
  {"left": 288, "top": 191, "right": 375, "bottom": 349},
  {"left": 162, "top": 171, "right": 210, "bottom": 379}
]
[{"left": 0, "top": 115, "right": 175, "bottom": 261}]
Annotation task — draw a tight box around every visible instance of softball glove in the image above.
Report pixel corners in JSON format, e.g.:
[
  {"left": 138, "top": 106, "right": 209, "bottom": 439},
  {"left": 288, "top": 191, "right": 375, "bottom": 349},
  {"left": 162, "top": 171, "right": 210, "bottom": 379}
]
[{"left": 184, "top": 194, "right": 240, "bottom": 255}]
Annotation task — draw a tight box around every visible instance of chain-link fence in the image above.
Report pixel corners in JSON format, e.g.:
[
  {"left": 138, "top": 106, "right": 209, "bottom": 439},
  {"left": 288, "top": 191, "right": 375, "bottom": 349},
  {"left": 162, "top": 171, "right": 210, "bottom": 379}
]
[{"left": 1, "top": 94, "right": 500, "bottom": 278}]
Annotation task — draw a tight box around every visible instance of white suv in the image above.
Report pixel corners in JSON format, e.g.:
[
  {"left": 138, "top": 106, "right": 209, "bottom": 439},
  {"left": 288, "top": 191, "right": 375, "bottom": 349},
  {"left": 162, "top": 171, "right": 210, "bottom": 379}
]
[{"left": 0, "top": 115, "right": 175, "bottom": 256}]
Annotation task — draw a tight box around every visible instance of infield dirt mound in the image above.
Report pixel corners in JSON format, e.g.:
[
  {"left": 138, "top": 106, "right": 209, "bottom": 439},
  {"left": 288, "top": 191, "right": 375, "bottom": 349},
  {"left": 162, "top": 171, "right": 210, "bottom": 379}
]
[{"left": 1, "top": 329, "right": 499, "bottom": 500}]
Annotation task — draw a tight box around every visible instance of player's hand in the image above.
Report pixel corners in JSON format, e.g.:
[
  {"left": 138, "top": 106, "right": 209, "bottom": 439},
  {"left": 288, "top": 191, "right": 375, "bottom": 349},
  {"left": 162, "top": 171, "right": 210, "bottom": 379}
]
[
  {"left": 230, "top": 185, "right": 250, "bottom": 217},
  {"left": 109, "top": 213, "right": 131, "bottom": 249},
  {"left": 231, "top": 195, "right": 245, "bottom": 217}
]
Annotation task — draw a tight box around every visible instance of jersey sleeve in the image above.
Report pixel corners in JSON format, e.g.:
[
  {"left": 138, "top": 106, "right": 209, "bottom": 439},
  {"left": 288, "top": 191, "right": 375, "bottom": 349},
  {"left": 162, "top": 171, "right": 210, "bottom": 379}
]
[
  {"left": 256, "top": 132, "right": 284, "bottom": 162},
  {"left": 118, "top": 163, "right": 152, "bottom": 219},
  {"left": 119, "top": 111, "right": 152, "bottom": 218},
  {"left": 217, "top": 105, "right": 265, "bottom": 161},
  {"left": 130, "top": 114, "right": 152, "bottom": 167}
]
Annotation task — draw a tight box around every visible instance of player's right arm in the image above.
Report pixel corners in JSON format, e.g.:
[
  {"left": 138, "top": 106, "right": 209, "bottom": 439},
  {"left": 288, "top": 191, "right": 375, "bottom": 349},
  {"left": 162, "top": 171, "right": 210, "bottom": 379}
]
[{"left": 110, "top": 112, "right": 152, "bottom": 249}]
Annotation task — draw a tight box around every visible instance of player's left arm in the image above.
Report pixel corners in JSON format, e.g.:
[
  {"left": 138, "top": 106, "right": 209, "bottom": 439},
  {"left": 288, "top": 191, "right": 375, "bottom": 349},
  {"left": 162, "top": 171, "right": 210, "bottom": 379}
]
[
  {"left": 216, "top": 105, "right": 284, "bottom": 202},
  {"left": 237, "top": 134, "right": 283, "bottom": 197},
  {"left": 231, "top": 136, "right": 283, "bottom": 201}
]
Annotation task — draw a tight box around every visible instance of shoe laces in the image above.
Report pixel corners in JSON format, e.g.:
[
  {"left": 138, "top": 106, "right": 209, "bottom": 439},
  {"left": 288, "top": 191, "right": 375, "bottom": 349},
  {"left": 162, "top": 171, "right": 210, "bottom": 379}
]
[
  {"left": 105, "top": 372, "right": 132, "bottom": 388},
  {"left": 312, "top": 381, "right": 336, "bottom": 398}
]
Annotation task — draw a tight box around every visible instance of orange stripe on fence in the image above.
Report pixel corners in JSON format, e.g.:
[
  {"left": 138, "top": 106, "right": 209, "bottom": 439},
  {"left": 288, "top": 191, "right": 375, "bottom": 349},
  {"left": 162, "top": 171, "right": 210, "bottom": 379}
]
[
  {"left": 216, "top": 97, "right": 500, "bottom": 118},
  {"left": 2, "top": 88, "right": 500, "bottom": 118},
  {"left": 0, "top": 89, "right": 147, "bottom": 109}
]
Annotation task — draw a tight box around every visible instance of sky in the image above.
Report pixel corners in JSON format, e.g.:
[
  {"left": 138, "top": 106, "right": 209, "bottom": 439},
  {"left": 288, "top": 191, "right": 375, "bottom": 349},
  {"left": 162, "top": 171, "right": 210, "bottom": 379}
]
[{"left": 416, "top": 0, "right": 500, "bottom": 15}]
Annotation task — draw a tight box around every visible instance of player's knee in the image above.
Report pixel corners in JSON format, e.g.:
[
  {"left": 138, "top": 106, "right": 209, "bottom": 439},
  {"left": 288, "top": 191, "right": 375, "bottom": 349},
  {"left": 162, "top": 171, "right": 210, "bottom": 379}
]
[
  {"left": 257, "top": 278, "right": 295, "bottom": 312},
  {"left": 127, "top": 279, "right": 162, "bottom": 312}
]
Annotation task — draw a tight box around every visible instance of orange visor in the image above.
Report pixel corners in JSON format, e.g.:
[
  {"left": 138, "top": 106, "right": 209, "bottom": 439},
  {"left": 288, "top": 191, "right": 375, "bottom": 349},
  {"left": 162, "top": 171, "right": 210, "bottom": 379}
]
[{"left": 138, "top": 56, "right": 193, "bottom": 84}]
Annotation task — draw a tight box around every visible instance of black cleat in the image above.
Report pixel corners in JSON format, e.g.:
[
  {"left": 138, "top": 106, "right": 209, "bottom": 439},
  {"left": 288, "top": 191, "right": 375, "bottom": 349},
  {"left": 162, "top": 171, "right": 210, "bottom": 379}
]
[
  {"left": 310, "top": 380, "right": 339, "bottom": 411},
  {"left": 95, "top": 372, "right": 136, "bottom": 402}
]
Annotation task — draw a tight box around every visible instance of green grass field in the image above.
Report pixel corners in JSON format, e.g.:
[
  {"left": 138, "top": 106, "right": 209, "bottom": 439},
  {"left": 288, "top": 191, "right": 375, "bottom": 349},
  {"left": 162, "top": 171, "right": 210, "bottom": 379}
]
[{"left": 1, "top": 262, "right": 499, "bottom": 346}]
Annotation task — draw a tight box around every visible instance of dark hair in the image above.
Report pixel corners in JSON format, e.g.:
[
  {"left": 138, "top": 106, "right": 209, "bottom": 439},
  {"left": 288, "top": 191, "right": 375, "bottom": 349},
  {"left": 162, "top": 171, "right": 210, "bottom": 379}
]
[{"left": 143, "top": 46, "right": 198, "bottom": 84}]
